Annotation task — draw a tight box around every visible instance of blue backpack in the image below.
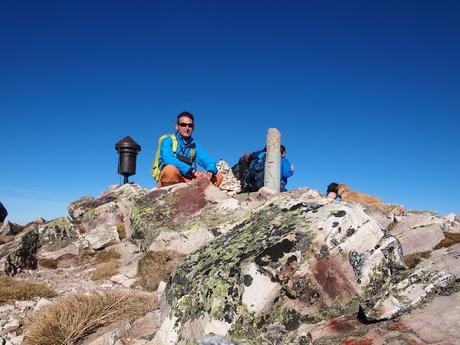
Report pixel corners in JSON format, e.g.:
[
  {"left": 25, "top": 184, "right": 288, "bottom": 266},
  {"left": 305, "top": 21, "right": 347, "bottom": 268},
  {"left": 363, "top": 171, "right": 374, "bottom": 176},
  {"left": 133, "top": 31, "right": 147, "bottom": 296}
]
[{"left": 246, "top": 151, "right": 266, "bottom": 192}]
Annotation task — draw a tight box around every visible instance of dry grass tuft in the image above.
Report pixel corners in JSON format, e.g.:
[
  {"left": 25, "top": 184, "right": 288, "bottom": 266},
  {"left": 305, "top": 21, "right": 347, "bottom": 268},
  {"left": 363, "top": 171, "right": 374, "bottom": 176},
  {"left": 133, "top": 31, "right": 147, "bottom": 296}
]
[
  {"left": 434, "top": 232, "right": 460, "bottom": 250},
  {"left": 94, "top": 248, "right": 121, "bottom": 263},
  {"left": 23, "top": 290, "right": 158, "bottom": 345},
  {"left": 0, "top": 274, "right": 56, "bottom": 305},
  {"left": 72, "top": 248, "right": 96, "bottom": 266},
  {"left": 404, "top": 251, "right": 431, "bottom": 269},
  {"left": 137, "top": 250, "right": 185, "bottom": 291},
  {"left": 38, "top": 257, "right": 59, "bottom": 269},
  {"left": 91, "top": 259, "right": 119, "bottom": 281},
  {"left": 116, "top": 222, "right": 126, "bottom": 240},
  {"left": 90, "top": 248, "right": 122, "bottom": 281}
]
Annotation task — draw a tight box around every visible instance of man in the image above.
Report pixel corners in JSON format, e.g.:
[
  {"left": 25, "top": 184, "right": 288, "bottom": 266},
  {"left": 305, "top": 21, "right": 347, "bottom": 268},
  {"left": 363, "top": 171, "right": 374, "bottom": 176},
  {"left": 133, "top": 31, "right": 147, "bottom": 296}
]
[
  {"left": 153, "top": 111, "right": 223, "bottom": 187},
  {"left": 279, "top": 145, "right": 295, "bottom": 191}
]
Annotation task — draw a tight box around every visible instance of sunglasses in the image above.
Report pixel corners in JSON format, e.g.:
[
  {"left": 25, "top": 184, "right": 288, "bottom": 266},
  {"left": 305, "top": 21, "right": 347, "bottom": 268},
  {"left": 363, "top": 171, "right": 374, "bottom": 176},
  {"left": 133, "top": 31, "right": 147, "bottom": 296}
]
[{"left": 178, "top": 123, "right": 194, "bottom": 128}]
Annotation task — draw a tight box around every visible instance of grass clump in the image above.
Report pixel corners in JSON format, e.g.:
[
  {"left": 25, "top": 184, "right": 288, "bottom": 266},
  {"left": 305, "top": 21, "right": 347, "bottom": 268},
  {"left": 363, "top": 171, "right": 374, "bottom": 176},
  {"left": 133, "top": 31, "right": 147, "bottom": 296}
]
[
  {"left": 38, "top": 257, "right": 59, "bottom": 269},
  {"left": 404, "top": 251, "right": 431, "bottom": 269},
  {"left": 0, "top": 274, "right": 56, "bottom": 305},
  {"left": 91, "top": 260, "right": 119, "bottom": 281},
  {"left": 434, "top": 232, "right": 460, "bottom": 250},
  {"left": 137, "top": 250, "right": 185, "bottom": 291},
  {"left": 91, "top": 248, "right": 121, "bottom": 281},
  {"left": 23, "top": 290, "right": 159, "bottom": 345},
  {"left": 116, "top": 222, "right": 127, "bottom": 240}
]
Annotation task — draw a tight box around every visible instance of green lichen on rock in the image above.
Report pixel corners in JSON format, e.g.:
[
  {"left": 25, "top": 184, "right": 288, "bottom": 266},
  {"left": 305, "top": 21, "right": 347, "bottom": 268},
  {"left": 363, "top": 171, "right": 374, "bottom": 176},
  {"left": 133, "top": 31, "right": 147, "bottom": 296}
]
[
  {"left": 164, "top": 201, "right": 324, "bottom": 332},
  {"left": 37, "top": 217, "right": 77, "bottom": 245},
  {"left": 156, "top": 189, "right": 432, "bottom": 343}
]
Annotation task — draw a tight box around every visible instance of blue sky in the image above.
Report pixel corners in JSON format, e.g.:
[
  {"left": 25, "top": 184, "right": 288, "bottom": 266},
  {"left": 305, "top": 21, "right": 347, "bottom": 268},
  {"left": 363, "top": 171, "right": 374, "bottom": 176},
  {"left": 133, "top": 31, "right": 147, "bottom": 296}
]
[{"left": 1, "top": 0, "right": 459, "bottom": 224}]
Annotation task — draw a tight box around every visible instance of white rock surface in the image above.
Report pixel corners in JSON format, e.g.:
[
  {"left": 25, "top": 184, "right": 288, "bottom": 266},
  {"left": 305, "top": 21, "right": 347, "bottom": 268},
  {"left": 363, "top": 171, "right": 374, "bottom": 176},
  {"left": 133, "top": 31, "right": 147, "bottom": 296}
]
[
  {"left": 392, "top": 223, "right": 445, "bottom": 256},
  {"left": 38, "top": 242, "right": 80, "bottom": 260},
  {"left": 149, "top": 229, "right": 215, "bottom": 256},
  {"left": 110, "top": 274, "right": 137, "bottom": 288},
  {"left": 419, "top": 243, "right": 460, "bottom": 277},
  {"left": 241, "top": 263, "right": 282, "bottom": 314},
  {"left": 84, "top": 224, "right": 120, "bottom": 250}
]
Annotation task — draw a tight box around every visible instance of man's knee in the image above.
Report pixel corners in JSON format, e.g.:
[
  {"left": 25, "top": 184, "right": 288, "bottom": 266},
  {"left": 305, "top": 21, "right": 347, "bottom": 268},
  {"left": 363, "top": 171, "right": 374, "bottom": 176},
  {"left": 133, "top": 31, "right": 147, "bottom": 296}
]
[
  {"left": 159, "top": 165, "right": 183, "bottom": 186},
  {"left": 161, "top": 165, "right": 181, "bottom": 177}
]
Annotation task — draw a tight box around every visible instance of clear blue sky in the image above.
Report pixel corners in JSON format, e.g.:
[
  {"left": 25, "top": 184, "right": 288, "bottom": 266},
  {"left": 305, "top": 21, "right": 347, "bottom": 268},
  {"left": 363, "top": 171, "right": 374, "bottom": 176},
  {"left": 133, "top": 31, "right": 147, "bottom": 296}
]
[{"left": 1, "top": 0, "right": 459, "bottom": 224}]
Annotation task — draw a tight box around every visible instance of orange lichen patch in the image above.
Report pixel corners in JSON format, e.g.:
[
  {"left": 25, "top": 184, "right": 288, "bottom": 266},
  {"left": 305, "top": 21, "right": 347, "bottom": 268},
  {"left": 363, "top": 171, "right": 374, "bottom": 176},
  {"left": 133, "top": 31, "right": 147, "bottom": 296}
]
[{"left": 340, "top": 337, "right": 373, "bottom": 345}]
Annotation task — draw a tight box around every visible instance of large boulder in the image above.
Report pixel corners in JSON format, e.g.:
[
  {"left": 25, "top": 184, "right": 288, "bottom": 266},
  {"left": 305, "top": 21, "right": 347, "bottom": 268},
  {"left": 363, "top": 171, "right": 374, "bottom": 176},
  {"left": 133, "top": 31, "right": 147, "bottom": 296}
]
[
  {"left": 391, "top": 212, "right": 448, "bottom": 256},
  {"left": 152, "top": 189, "right": 441, "bottom": 345},
  {"left": 68, "top": 184, "right": 150, "bottom": 250},
  {"left": 131, "top": 180, "right": 249, "bottom": 252},
  {"left": 4, "top": 230, "right": 39, "bottom": 276}
]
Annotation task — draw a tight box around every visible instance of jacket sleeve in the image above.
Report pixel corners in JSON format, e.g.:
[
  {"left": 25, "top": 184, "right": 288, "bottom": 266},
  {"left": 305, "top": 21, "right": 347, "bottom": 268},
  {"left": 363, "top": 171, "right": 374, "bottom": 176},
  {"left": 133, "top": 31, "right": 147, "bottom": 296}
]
[
  {"left": 281, "top": 157, "right": 294, "bottom": 179},
  {"left": 194, "top": 142, "right": 218, "bottom": 174},
  {"left": 160, "top": 136, "right": 194, "bottom": 176}
]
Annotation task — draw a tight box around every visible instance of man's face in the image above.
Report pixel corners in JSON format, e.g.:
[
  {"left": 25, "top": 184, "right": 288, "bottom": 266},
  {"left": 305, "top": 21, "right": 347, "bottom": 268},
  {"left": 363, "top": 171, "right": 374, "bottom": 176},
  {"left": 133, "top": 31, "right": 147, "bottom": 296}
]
[{"left": 176, "top": 116, "right": 194, "bottom": 138}]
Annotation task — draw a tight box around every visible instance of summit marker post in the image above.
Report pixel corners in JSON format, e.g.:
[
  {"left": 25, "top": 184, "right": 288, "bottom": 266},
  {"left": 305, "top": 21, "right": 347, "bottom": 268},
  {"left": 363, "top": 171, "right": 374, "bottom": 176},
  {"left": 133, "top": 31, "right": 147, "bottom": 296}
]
[{"left": 264, "top": 128, "right": 281, "bottom": 192}]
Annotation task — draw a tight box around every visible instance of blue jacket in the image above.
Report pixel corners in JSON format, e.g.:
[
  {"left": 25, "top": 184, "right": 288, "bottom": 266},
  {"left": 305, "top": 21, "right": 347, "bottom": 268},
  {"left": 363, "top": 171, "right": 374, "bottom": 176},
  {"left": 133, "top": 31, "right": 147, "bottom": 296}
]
[
  {"left": 281, "top": 156, "right": 294, "bottom": 187},
  {"left": 159, "top": 132, "right": 218, "bottom": 176}
]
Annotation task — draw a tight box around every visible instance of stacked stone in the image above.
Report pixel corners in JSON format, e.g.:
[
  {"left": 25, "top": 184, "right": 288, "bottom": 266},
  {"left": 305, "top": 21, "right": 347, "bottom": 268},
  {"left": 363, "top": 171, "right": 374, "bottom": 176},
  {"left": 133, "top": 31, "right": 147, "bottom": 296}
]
[{"left": 217, "top": 160, "right": 241, "bottom": 195}]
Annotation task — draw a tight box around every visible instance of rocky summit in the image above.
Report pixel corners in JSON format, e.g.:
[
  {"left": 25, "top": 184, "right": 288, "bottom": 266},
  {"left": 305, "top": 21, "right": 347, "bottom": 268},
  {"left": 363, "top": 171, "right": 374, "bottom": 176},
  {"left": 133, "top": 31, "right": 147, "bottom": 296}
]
[{"left": 0, "top": 175, "right": 459, "bottom": 345}]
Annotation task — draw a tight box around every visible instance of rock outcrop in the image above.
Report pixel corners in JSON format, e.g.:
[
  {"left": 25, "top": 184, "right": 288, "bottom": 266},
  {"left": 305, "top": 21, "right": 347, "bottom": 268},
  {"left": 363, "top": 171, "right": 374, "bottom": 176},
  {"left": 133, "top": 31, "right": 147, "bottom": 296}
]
[
  {"left": 0, "top": 178, "right": 459, "bottom": 345},
  {"left": 151, "top": 189, "right": 457, "bottom": 345}
]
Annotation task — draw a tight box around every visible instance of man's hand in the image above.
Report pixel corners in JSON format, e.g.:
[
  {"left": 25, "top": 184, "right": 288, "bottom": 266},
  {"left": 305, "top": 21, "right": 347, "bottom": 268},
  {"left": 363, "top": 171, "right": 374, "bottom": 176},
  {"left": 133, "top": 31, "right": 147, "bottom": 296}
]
[
  {"left": 194, "top": 171, "right": 213, "bottom": 181},
  {"left": 291, "top": 164, "right": 295, "bottom": 172}
]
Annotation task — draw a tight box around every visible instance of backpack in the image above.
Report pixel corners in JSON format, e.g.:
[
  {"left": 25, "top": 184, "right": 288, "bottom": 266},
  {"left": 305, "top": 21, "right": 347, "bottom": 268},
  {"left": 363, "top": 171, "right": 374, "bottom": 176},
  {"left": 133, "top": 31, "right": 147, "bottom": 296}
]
[
  {"left": 232, "top": 150, "right": 265, "bottom": 192},
  {"left": 151, "top": 134, "right": 196, "bottom": 181}
]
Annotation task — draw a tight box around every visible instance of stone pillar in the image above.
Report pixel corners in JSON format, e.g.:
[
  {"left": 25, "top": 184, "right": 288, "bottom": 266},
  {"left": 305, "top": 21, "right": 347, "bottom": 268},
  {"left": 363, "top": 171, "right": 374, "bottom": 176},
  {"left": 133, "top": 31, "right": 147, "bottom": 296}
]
[{"left": 264, "top": 128, "right": 281, "bottom": 192}]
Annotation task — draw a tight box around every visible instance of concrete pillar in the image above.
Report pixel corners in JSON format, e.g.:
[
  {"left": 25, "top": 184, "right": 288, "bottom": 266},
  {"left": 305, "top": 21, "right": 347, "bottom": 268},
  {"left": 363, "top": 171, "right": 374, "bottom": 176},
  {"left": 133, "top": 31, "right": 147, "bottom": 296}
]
[{"left": 264, "top": 128, "right": 281, "bottom": 192}]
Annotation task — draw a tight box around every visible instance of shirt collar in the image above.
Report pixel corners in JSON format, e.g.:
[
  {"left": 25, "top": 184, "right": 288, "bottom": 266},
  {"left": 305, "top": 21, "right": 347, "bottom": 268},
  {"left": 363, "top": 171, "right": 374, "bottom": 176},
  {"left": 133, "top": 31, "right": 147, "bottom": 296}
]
[{"left": 175, "top": 131, "right": 194, "bottom": 145}]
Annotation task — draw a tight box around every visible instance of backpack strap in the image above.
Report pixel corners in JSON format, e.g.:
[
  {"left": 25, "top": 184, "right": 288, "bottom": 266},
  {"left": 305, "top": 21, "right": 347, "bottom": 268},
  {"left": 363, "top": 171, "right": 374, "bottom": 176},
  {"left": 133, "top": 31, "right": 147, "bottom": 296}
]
[
  {"left": 152, "top": 134, "right": 178, "bottom": 181},
  {"left": 190, "top": 146, "right": 196, "bottom": 162}
]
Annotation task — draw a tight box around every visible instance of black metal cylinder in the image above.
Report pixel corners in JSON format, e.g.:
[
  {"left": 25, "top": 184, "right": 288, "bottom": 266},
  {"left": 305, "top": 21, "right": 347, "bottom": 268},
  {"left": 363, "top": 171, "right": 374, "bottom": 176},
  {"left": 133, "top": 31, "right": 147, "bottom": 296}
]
[
  {"left": 115, "top": 136, "right": 141, "bottom": 184},
  {"left": 118, "top": 147, "right": 138, "bottom": 176}
]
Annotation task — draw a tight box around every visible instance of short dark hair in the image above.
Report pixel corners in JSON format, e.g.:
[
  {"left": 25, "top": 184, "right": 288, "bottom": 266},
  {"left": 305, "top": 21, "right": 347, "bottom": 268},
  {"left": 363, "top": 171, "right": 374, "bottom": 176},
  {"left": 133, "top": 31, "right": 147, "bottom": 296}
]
[
  {"left": 177, "top": 111, "right": 194, "bottom": 123},
  {"left": 280, "top": 145, "right": 286, "bottom": 154},
  {"left": 327, "top": 182, "right": 339, "bottom": 194}
]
